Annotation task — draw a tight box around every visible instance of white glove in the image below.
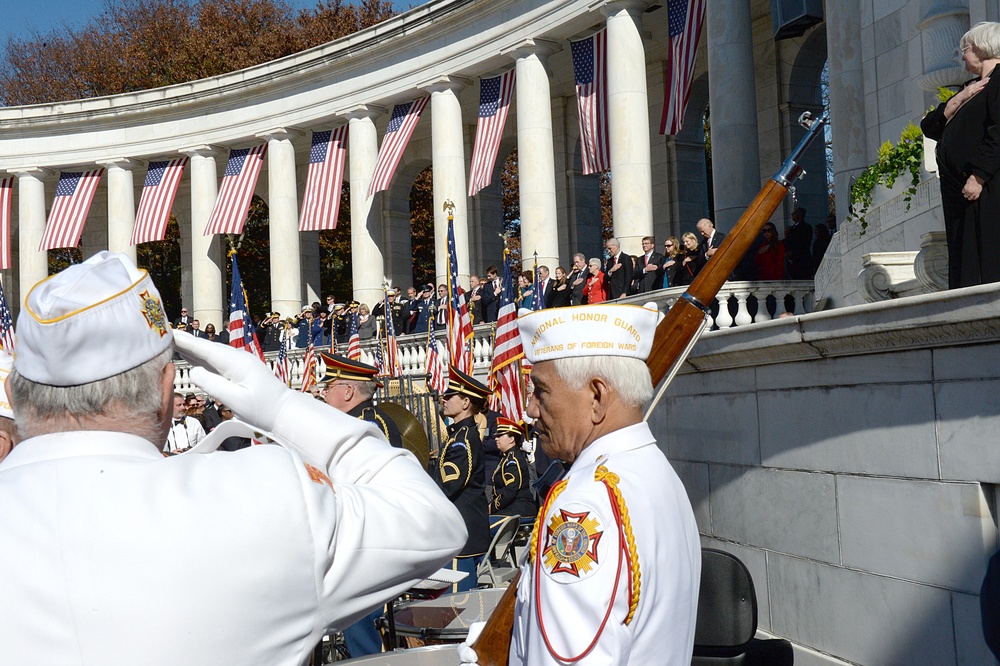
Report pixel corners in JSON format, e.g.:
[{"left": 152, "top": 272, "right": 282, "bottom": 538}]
[{"left": 456, "top": 620, "right": 485, "bottom": 664}]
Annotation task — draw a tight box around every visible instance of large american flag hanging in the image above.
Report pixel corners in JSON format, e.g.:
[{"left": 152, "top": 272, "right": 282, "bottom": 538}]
[
  {"left": 0, "top": 279, "right": 16, "bottom": 353},
  {"left": 488, "top": 255, "right": 525, "bottom": 421},
  {"left": 425, "top": 315, "right": 448, "bottom": 395},
  {"left": 347, "top": 311, "right": 361, "bottom": 361},
  {"left": 204, "top": 144, "right": 267, "bottom": 236},
  {"left": 468, "top": 70, "right": 516, "bottom": 197},
  {"left": 571, "top": 30, "right": 609, "bottom": 175},
  {"left": 39, "top": 169, "right": 105, "bottom": 250},
  {"left": 300, "top": 126, "right": 348, "bottom": 231},
  {"left": 132, "top": 157, "right": 189, "bottom": 244},
  {"left": 446, "top": 217, "right": 474, "bottom": 374},
  {"left": 227, "top": 254, "right": 265, "bottom": 361},
  {"left": 368, "top": 97, "right": 429, "bottom": 197},
  {"left": 0, "top": 176, "right": 13, "bottom": 269},
  {"left": 660, "top": 0, "right": 707, "bottom": 135}
]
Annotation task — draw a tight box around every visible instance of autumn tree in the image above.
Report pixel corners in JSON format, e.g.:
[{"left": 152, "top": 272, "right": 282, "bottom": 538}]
[{"left": 409, "top": 167, "right": 436, "bottom": 288}]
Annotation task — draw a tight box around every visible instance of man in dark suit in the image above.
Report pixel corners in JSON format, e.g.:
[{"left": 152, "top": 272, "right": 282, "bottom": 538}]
[
  {"left": 567, "top": 253, "right": 589, "bottom": 305},
  {"left": 467, "top": 275, "right": 484, "bottom": 324},
  {"left": 173, "top": 307, "right": 193, "bottom": 329},
  {"left": 481, "top": 266, "right": 501, "bottom": 323},
  {"left": 633, "top": 236, "right": 663, "bottom": 294},
  {"left": 604, "top": 238, "right": 633, "bottom": 300},
  {"left": 784, "top": 207, "right": 814, "bottom": 279},
  {"left": 537, "top": 265, "right": 555, "bottom": 309},
  {"left": 697, "top": 218, "right": 726, "bottom": 261},
  {"left": 189, "top": 319, "right": 207, "bottom": 339}
]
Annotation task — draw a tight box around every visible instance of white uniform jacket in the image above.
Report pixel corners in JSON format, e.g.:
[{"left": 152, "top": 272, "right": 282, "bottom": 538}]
[
  {"left": 0, "top": 414, "right": 466, "bottom": 665},
  {"left": 510, "top": 422, "right": 701, "bottom": 665}
]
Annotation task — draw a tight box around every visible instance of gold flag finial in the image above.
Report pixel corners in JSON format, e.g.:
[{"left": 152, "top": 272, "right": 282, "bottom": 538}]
[{"left": 443, "top": 199, "right": 455, "bottom": 216}]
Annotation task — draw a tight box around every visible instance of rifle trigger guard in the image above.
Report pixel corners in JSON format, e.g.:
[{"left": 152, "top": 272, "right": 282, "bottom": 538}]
[{"left": 681, "top": 292, "right": 711, "bottom": 314}]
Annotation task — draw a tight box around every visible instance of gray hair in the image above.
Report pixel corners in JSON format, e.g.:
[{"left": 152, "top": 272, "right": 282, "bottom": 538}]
[
  {"left": 606, "top": 238, "right": 621, "bottom": 250},
  {"left": 574, "top": 253, "right": 586, "bottom": 263},
  {"left": 341, "top": 378, "right": 376, "bottom": 401},
  {"left": 962, "top": 22, "right": 1000, "bottom": 59},
  {"left": 9, "top": 347, "right": 173, "bottom": 443},
  {"left": 550, "top": 355, "right": 653, "bottom": 410},
  {"left": 588, "top": 257, "right": 602, "bottom": 270}
]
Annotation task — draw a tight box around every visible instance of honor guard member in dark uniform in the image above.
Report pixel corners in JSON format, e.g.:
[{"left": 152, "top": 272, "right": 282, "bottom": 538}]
[
  {"left": 430, "top": 365, "right": 492, "bottom": 592},
  {"left": 490, "top": 417, "right": 538, "bottom": 521},
  {"left": 319, "top": 353, "right": 403, "bottom": 449}
]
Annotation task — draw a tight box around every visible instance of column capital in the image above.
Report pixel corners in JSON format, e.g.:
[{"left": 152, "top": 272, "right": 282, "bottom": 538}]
[
  {"left": 339, "top": 104, "right": 387, "bottom": 122},
  {"left": 503, "top": 37, "right": 562, "bottom": 62},
  {"left": 418, "top": 75, "right": 471, "bottom": 94},
  {"left": 179, "top": 144, "right": 224, "bottom": 158},
  {"left": 98, "top": 157, "right": 143, "bottom": 171},
  {"left": 590, "top": 0, "right": 654, "bottom": 17},
  {"left": 10, "top": 166, "right": 55, "bottom": 179},
  {"left": 255, "top": 127, "right": 305, "bottom": 142}
]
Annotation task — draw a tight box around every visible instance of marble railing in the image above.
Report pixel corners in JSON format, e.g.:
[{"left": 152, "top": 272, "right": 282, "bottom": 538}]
[{"left": 173, "top": 280, "right": 815, "bottom": 393}]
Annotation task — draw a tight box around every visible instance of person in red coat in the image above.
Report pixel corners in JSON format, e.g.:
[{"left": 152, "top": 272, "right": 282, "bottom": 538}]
[
  {"left": 754, "top": 222, "right": 786, "bottom": 280},
  {"left": 582, "top": 257, "right": 607, "bottom": 304}
]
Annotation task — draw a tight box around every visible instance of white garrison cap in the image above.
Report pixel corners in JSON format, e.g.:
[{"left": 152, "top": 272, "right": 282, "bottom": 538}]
[
  {"left": 16, "top": 251, "right": 173, "bottom": 386},
  {"left": 0, "top": 351, "right": 13, "bottom": 419},
  {"left": 517, "top": 303, "right": 663, "bottom": 364}
]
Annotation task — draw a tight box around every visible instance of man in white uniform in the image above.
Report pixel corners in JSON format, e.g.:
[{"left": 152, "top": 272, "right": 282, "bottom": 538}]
[
  {"left": 461, "top": 302, "right": 701, "bottom": 664},
  {"left": 0, "top": 252, "right": 467, "bottom": 665}
]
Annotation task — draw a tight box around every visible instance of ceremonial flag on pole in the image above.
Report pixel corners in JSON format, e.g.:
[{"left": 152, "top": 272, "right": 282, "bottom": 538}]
[
  {"left": 373, "top": 344, "right": 385, "bottom": 376},
  {"left": 384, "top": 290, "right": 402, "bottom": 377},
  {"left": 39, "top": 169, "right": 105, "bottom": 250},
  {"left": 660, "top": 0, "right": 707, "bottom": 135},
  {"left": 0, "top": 176, "right": 13, "bottom": 269},
  {"left": 468, "top": 70, "right": 516, "bottom": 196},
  {"left": 446, "top": 216, "right": 474, "bottom": 373},
  {"left": 301, "top": 343, "right": 317, "bottom": 392},
  {"left": 488, "top": 254, "right": 525, "bottom": 421},
  {"left": 132, "top": 157, "right": 189, "bottom": 245},
  {"left": 571, "top": 30, "right": 609, "bottom": 175},
  {"left": 531, "top": 256, "right": 544, "bottom": 312},
  {"left": 204, "top": 144, "right": 267, "bottom": 236},
  {"left": 0, "top": 279, "right": 16, "bottom": 353},
  {"left": 274, "top": 331, "right": 291, "bottom": 386},
  {"left": 425, "top": 316, "right": 447, "bottom": 394},
  {"left": 227, "top": 254, "right": 265, "bottom": 361},
  {"left": 368, "top": 97, "right": 429, "bottom": 197},
  {"left": 300, "top": 126, "right": 348, "bottom": 231},
  {"left": 347, "top": 311, "right": 361, "bottom": 361}
]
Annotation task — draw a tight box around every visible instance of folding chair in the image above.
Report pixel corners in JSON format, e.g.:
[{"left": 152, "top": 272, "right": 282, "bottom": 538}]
[{"left": 476, "top": 515, "right": 521, "bottom": 587}]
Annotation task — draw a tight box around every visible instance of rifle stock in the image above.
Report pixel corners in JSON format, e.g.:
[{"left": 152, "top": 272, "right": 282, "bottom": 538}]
[{"left": 473, "top": 111, "right": 828, "bottom": 666}]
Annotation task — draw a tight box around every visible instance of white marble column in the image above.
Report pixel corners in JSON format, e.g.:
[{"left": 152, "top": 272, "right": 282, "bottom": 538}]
[
  {"left": 100, "top": 158, "right": 140, "bottom": 264},
  {"left": 180, "top": 145, "right": 224, "bottom": 328},
  {"left": 421, "top": 76, "right": 471, "bottom": 287},
  {"left": 16, "top": 167, "right": 53, "bottom": 295},
  {"left": 603, "top": 0, "right": 654, "bottom": 256},
  {"left": 706, "top": 0, "right": 761, "bottom": 232},
  {"left": 508, "top": 39, "right": 561, "bottom": 271},
  {"left": 341, "top": 105, "right": 387, "bottom": 307},
  {"left": 257, "top": 128, "right": 303, "bottom": 315}
]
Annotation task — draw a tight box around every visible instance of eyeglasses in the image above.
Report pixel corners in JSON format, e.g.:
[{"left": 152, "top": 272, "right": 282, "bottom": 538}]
[{"left": 665, "top": 243, "right": 673, "bottom": 247}]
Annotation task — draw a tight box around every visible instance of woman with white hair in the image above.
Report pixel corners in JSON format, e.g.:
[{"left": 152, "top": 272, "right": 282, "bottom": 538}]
[{"left": 921, "top": 21, "right": 1000, "bottom": 288}]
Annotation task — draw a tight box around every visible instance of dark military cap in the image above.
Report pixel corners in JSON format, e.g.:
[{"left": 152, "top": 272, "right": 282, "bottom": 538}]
[
  {"left": 319, "top": 353, "right": 383, "bottom": 387},
  {"left": 443, "top": 365, "right": 490, "bottom": 401},
  {"left": 495, "top": 416, "right": 527, "bottom": 440}
]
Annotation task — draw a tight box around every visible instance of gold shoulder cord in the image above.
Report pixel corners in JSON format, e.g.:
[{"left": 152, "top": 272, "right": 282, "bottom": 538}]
[
  {"left": 439, "top": 426, "right": 473, "bottom": 485},
  {"left": 529, "top": 466, "right": 641, "bottom": 626}
]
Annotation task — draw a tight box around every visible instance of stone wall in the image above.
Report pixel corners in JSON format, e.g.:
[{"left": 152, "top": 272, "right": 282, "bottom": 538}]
[{"left": 652, "top": 283, "right": 1000, "bottom": 664}]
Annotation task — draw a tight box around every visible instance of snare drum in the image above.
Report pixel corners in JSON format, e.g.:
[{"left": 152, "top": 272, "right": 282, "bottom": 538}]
[
  {"left": 392, "top": 588, "right": 504, "bottom": 645},
  {"left": 340, "top": 644, "right": 460, "bottom": 664}
]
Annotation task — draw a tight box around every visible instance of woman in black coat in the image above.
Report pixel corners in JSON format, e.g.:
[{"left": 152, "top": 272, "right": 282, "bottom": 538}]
[
  {"left": 489, "top": 418, "right": 537, "bottom": 520},
  {"left": 921, "top": 22, "right": 1000, "bottom": 288},
  {"left": 673, "top": 232, "right": 706, "bottom": 287}
]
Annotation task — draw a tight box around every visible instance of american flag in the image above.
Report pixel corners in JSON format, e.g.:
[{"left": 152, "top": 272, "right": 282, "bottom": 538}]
[
  {"left": 571, "top": 30, "right": 609, "bottom": 175},
  {"left": 488, "top": 255, "right": 525, "bottom": 421},
  {"left": 204, "top": 144, "right": 267, "bottom": 236},
  {"left": 660, "top": 0, "right": 706, "bottom": 135},
  {"left": 132, "top": 157, "right": 189, "bottom": 244},
  {"left": 373, "top": 344, "right": 385, "bottom": 376},
  {"left": 300, "top": 126, "right": 348, "bottom": 231},
  {"left": 532, "top": 261, "right": 545, "bottom": 311},
  {"left": 425, "top": 316, "right": 447, "bottom": 394},
  {"left": 346, "top": 311, "right": 361, "bottom": 361},
  {"left": 468, "top": 70, "right": 516, "bottom": 196},
  {"left": 274, "top": 331, "right": 291, "bottom": 386},
  {"left": 446, "top": 217, "right": 474, "bottom": 373},
  {"left": 368, "top": 97, "right": 429, "bottom": 197},
  {"left": 0, "top": 279, "right": 15, "bottom": 353},
  {"left": 227, "top": 254, "right": 265, "bottom": 361},
  {"left": 39, "top": 169, "right": 105, "bottom": 250},
  {"left": 300, "top": 343, "right": 317, "bottom": 392},
  {"left": 383, "top": 290, "right": 402, "bottom": 377},
  {"left": 0, "top": 176, "right": 13, "bottom": 269}
]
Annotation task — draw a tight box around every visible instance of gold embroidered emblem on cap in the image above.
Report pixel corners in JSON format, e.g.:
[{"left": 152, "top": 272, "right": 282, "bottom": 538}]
[{"left": 139, "top": 290, "right": 169, "bottom": 338}]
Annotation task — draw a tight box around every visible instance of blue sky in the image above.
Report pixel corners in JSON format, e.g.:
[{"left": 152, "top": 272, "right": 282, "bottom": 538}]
[{"left": 1, "top": 0, "right": 414, "bottom": 47}]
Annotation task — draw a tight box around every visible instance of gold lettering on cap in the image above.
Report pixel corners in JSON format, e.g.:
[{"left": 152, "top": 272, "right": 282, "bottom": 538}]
[
  {"left": 613, "top": 318, "right": 641, "bottom": 341},
  {"left": 530, "top": 316, "right": 566, "bottom": 345}
]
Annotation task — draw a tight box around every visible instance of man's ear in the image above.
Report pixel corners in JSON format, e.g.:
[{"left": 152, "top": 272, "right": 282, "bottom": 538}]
[{"left": 589, "top": 376, "right": 613, "bottom": 424}]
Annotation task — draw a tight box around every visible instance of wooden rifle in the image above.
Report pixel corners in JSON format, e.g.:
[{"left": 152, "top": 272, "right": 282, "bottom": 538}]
[{"left": 472, "top": 110, "right": 829, "bottom": 666}]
